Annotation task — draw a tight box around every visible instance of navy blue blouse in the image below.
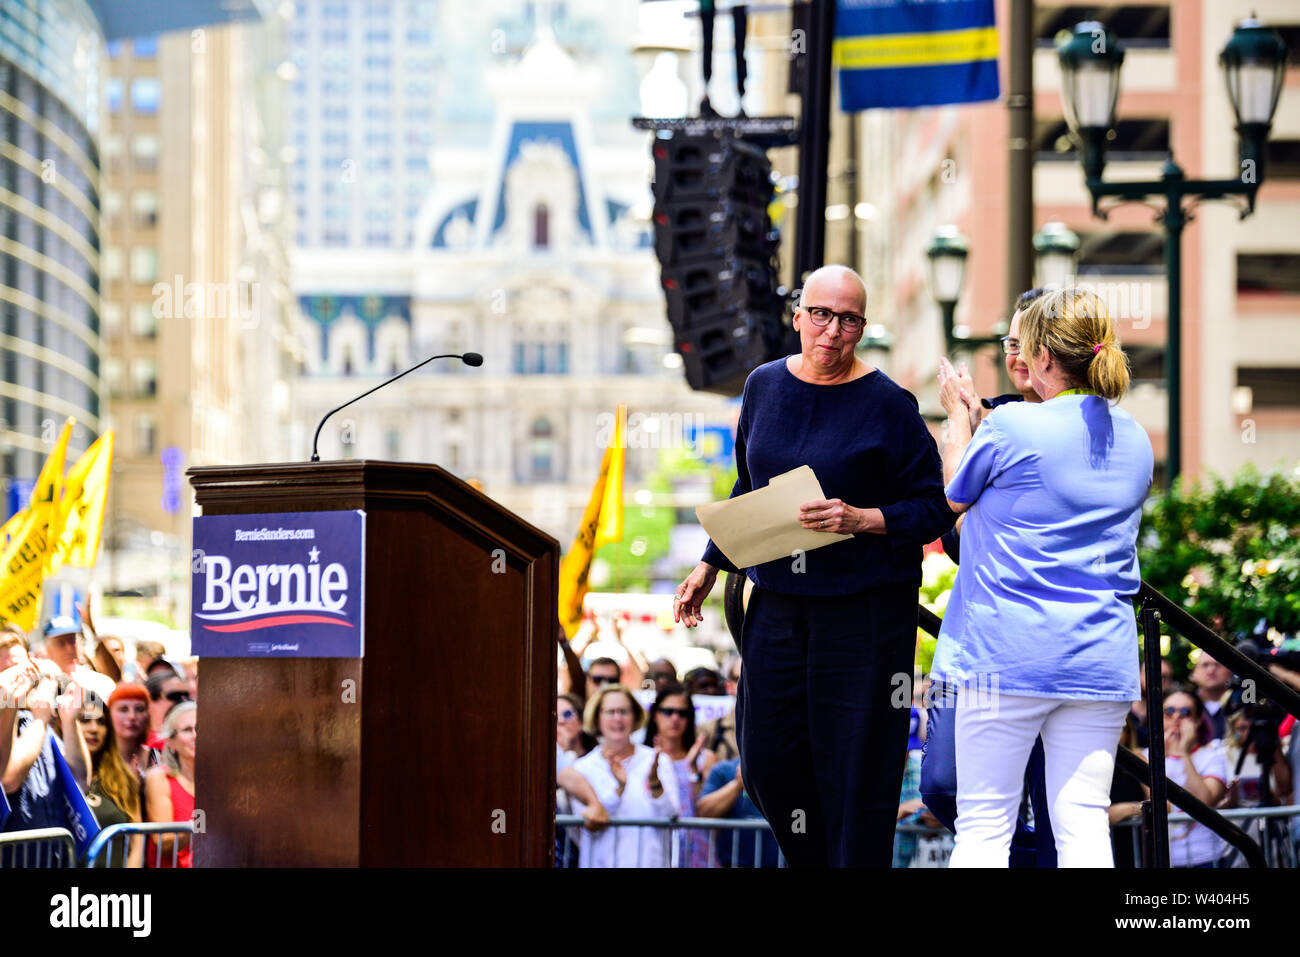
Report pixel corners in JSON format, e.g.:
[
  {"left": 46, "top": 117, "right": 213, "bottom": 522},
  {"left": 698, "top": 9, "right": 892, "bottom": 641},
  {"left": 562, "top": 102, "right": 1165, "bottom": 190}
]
[{"left": 701, "top": 358, "right": 955, "bottom": 596}]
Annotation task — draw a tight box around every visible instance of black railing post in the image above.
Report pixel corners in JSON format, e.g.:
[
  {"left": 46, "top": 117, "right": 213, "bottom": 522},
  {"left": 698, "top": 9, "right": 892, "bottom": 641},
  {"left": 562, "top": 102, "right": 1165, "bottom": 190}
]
[{"left": 1140, "top": 600, "right": 1170, "bottom": 867}]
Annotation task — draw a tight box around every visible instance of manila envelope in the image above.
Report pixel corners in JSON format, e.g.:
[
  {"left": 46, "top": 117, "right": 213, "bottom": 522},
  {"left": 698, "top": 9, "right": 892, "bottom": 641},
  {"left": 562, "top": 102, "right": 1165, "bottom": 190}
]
[{"left": 695, "top": 465, "right": 853, "bottom": 569}]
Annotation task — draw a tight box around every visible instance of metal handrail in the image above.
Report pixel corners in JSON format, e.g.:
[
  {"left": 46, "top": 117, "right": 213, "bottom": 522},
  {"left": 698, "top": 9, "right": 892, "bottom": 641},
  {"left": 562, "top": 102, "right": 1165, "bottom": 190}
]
[{"left": 720, "top": 570, "right": 1300, "bottom": 868}]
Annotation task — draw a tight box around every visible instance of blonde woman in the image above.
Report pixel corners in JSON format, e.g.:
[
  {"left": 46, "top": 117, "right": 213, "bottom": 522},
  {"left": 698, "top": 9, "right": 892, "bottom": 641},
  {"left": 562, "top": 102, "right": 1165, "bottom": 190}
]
[
  {"left": 564, "top": 684, "right": 679, "bottom": 867},
  {"left": 144, "top": 700, "right": 195, "bottom": 867},
  {"left": 935, "top": 287, "right": 1154, "bottom": 867}
]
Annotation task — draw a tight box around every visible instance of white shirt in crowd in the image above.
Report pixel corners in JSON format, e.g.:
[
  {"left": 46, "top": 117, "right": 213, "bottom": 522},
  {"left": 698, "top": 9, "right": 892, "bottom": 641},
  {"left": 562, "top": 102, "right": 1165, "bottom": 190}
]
[
  {"left": 1147, "top": 741, "right": 1228, "bottom": 867},
  {"left": 571, "top": 744, "right": 679, "bottom": 868}
]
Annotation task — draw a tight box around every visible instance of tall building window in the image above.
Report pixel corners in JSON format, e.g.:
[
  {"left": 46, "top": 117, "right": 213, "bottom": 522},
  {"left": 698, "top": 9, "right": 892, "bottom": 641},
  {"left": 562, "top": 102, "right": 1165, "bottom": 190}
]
[
  {"left": 387, "top": 429, "right": 400, "bottom": 459},
  {"left": 529, "top": 417, "right": 557, "bottom": 481},
  {"left": 136, "top": 414, "right": 156, "bottom": 455},
  {"left": 101, "top": 248, "right": 123, "bottom": 282},
  {"left": 1266, "top": 140, "right": 1300, "bottom": 181},
  {"left": 533, "top": 204, "right": 549, "bottom": 248},
  {"left": 102, "top": 134, "right": 125, "bottom": 173},
  {"left": 101, "top": 302, "right": 123, "bottom": 337},
  {"left": 130, "top": 248, "right": 158, "bottom": 284},
  {"left": 130, "top": 303, "right": 158, "bottom": 339},
  {"left": 131, "top": 191, "right": 158, "bottom": 229},
  {"left": 103, "top": 358, "right": 123, "bottom": 397},
  {"left": 131, "top": 36, "right": 159, "bottom": 58},
  {"left": 101, "top": 191, "right": 123, "bottom": 227},
  {"left": 105, "top": 78, "right": 123, "bottom": 113},
  {"left": 130, "top": 78, "right": 161, "bottom": 114},
  {"left": 1237, "top": 253, "right": 1300, "bottom": 295},
  {"left": 132, "top": 134, "right": 160, "bottom": 173},
  {"left": 131, "top": 359, "right": 157, "bottom": 397}
]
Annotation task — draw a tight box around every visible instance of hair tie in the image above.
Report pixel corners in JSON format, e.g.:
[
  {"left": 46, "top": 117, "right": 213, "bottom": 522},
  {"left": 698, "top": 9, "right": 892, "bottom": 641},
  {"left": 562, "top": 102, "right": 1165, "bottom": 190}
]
[{"left": 1092, "top": 343, "right": 1103, "bottom": 355}]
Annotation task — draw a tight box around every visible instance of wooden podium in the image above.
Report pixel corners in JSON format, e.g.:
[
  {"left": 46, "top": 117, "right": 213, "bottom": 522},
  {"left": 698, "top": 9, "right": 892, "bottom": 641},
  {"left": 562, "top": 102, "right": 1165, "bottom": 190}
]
[{"left": 187, "top": 461, "right": 558, "bottom": 866}]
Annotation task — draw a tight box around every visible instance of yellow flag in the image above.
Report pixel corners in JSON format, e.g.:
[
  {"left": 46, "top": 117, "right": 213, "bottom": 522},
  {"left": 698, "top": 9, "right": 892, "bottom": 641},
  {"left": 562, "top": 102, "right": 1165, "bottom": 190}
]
[
  {"left": 56, "top": 430, "right": 114, "bottom": 568},
  {"left": 557, "top": 405, "right": 626, "bottom": 639},
  {"left": 0, "top": 418, "right": 73, "bottom": 629},
  {"left": 0, "top": 508, "right": 25, "bottom": 552},
  {"left": 595, "top": 406, "right": 624, "bottom": 548}
]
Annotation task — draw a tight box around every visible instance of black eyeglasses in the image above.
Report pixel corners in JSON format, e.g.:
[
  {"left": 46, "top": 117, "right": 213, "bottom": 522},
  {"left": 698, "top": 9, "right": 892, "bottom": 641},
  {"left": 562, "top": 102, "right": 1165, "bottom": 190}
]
[
  {"left": 1164, "top": 706, "right": 1193, "bottom": 718},
  {"left": 165, "top": 690, "right": 192, "bottom": 704},
  {"left": 657, "top": 707, "right": 691, "bottom": 719},
  {"left": 589, "top": 674, "right": 618, "bottom": 686},
  {"left": 803, "top": 306, "right": 865, "bottom": 334},
  {"left": 1000, "top": 336, "right": 1020, "bottom": 356}
]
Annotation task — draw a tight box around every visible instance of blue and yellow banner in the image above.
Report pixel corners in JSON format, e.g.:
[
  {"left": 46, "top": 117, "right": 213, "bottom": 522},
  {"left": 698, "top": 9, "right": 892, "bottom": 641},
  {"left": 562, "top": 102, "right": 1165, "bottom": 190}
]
[{"left": 835, "top": 0, "right": 1000, "bottom": 111}]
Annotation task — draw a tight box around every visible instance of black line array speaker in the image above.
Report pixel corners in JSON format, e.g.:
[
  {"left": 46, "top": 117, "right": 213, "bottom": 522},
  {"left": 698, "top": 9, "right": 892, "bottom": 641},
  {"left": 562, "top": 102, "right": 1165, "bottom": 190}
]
[{"left": 651, "top": 130, "right": 784, "bottom": 395}]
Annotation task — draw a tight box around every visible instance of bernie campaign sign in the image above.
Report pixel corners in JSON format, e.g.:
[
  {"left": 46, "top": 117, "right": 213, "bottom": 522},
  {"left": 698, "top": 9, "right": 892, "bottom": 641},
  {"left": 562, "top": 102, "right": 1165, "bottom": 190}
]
[
  {"left": 191, "top": 510, "right": 365, "bottom": 657},
  {"left": 835, "top": 0, "right": 1000, "bottom": 111}
]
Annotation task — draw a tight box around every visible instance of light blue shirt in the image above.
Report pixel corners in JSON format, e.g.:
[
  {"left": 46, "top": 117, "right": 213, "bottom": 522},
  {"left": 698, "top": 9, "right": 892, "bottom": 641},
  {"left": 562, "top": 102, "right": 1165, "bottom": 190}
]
[{"left": 932, "top": 394, "right": 1153, "bottom": 701}]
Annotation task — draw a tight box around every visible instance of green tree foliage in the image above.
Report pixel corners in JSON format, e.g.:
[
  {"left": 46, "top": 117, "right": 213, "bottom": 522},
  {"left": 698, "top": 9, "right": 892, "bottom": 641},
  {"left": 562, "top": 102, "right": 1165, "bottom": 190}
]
[{"left": 1139, "top": 465, "right": 1300, "bottom": 677}]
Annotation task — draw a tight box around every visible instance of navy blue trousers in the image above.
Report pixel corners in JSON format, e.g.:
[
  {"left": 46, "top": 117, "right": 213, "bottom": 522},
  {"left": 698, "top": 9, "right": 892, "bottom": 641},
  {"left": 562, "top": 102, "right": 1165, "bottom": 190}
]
[
  {"left": 737, "top": 584, "right": 917, "bottom": 868},
  {"left": 919, "top": 682, "right": 1058, "bottom": 868}
]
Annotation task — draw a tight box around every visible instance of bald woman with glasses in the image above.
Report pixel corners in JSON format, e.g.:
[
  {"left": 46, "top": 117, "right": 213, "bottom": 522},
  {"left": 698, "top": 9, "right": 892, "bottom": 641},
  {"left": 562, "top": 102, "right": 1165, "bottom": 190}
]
[{"left": 675, "top": 265, "right": 955, "bottom": 867}]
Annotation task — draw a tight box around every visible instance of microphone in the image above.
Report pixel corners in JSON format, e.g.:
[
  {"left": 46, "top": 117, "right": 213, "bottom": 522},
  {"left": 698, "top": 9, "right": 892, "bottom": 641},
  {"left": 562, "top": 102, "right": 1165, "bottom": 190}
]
[{"left": 310, "top": 352, "right": 483, "bottom": 462}]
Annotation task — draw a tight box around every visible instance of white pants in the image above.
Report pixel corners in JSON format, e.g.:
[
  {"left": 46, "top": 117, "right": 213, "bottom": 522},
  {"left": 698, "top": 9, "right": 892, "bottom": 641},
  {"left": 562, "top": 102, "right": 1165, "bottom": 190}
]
[{"left": 949, "top": 692, "right": 1129, "bottom": 868}]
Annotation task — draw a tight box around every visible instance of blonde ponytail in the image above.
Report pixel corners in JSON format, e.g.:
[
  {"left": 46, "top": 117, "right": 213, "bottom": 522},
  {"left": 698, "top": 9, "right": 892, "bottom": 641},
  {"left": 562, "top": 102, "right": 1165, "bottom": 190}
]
[{"left": 1020, "top": 287, "right": 1130, "bottom": 401}]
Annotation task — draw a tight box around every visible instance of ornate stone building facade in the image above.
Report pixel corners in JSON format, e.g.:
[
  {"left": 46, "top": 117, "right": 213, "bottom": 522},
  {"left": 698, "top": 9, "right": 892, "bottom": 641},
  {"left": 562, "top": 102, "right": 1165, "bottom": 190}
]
[{"left": 292, "top": 19, "right": 735, "bottom": 543}]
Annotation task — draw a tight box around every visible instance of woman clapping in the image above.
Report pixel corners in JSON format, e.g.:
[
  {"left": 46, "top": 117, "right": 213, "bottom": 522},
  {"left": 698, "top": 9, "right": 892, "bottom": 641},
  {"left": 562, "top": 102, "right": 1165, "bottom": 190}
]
[
  {"left": 936, "top": 287, "right": 1154, "bottom": 867},
  {"left": 568, "top": 685, "right": 679, "bottom": 867}
]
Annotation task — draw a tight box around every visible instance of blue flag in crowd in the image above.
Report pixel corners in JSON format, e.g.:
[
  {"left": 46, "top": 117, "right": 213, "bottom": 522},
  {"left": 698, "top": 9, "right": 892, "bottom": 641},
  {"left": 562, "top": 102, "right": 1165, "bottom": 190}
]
[
  {"left": 51, "top": 734, "right": 101, "bottom": 858},
  {"left": 835, "top": 0, "right": 1000, "bottom": 111},
  {"left": 0, "top": 787, "right": 9, "bottom": 829}
]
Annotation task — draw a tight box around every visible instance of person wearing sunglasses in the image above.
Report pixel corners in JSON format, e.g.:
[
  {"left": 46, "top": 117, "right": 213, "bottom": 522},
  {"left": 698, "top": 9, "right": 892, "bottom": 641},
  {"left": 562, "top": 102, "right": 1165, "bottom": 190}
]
[
  {"left": 1142, "top": 688, "right": 1227, "bottom": 867},
  {"left": 676, "top": 264, "right": 955, "bottom": 867},
  {"left": 645, "top": 683, "right": 716, "bottom": 868},
  {"left": 144, "top": 700, "right": 196, "bottom": 867},
  {"left": 584, "top": 658, "right": 622, "bottom": 702},
  {"left": 144, "top": 671, "right": 191, "bottom": 750}
]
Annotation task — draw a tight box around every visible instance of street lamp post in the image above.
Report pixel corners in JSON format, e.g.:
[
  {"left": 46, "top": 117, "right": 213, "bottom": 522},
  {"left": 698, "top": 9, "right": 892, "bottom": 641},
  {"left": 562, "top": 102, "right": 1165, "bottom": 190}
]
[
  {"left": 1057, "top": 19, "right": 1287, "bottom": 486},
  {"left": 926, "top": 225, "right": 970, "bottom": 348},
  {"left": 1032, "top": 221, "right": 1081, "bottom": 289}
]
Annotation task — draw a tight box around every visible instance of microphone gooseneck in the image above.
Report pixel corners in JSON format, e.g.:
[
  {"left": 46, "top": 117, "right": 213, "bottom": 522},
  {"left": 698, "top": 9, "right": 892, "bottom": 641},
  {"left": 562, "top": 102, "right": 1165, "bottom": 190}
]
[{"left": 310, "top": 352, "right": 482, "bottom": 462}]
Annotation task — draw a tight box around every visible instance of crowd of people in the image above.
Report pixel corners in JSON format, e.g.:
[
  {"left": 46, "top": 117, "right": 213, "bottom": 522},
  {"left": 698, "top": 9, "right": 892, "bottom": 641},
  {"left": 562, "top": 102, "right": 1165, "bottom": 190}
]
[
  {"left": 555, "top": 630, "right": 1300, "bottom": 869},
  {"left": 0, "top": 607, "right": 197, "bottom": 867}
]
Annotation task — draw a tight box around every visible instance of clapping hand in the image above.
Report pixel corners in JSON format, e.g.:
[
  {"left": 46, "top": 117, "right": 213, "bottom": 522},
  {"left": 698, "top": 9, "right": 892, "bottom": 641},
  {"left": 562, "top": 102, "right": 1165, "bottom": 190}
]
[
  {"left": 0, "top": 661, "right": 36, "bottom": 709},
  {"left": 647, "top": 746, "right": 665, "bottom": 796},
  {"left": 26, "top": 676, "right": 58, "bottom": 726},
  {"left": 938, "top": 357, "right": 977, "bottom": 425},
  {"left": 686, "top": 731, "right": 717, "bottom": 779},
  {"left": 56, "top": 677, "right": 83, "bottom": 725},
  {"left": 607, "top": 751, "right": 628, "bottom": 791}
]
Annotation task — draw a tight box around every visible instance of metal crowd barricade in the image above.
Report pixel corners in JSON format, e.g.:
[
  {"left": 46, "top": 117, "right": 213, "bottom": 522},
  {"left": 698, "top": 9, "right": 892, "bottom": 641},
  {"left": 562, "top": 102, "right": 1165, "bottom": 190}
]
[
  {"left": 0, "top": 827, "right": 77, "bottom": 867},
  {"left": 555, "top": 815, "right": 784, "bottom": 868},
  {"left": 1112, "top": 804, "right": 1300, "bottom": 868},
  {"left": 83, "top": 821, "right": 195, "bottom": 868}
]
